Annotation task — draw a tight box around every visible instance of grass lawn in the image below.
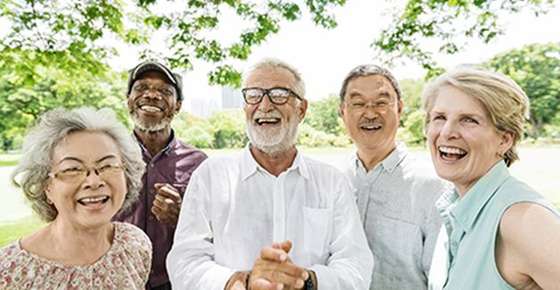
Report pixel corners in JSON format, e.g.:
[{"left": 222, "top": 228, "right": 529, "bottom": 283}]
[
  {"left": 0, "top": 215, "right": 44, "bottom": 247},
  {"left": 0, "top": 153, "right": 20, "bottom": 167}
]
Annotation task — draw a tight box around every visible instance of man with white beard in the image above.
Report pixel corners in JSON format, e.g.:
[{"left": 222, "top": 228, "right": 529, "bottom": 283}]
[
  {"left": 114, "top": 60, "right": 207, "bottom": 290},
  {"left": 167, "top": 59, "right": 373, "bottom": 290}
]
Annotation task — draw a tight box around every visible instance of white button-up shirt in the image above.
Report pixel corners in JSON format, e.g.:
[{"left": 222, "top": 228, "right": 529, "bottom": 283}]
[{"left": 167, "top": 147, "right": 373, "bottom": 290}]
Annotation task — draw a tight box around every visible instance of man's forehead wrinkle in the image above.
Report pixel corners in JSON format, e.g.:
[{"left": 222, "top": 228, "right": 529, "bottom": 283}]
[{"left": 246, "top": 69, "right": 296, "bottom": 90}]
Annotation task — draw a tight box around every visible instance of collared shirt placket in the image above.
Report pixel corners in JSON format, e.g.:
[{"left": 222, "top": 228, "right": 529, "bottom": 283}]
[
  {"left": 273, "top": 171, "right": 288, "bottom": 242},
  {"left": 357, "top": 164, "right": 384, "bottom": 226}
]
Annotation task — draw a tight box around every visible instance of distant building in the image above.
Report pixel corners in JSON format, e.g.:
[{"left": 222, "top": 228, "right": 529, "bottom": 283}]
[
  {"left": 221, "top": 86, "right": 244, "bottom": 109},
  {"left": 187, "top": 86, "right": 243, "bottom": 117}
]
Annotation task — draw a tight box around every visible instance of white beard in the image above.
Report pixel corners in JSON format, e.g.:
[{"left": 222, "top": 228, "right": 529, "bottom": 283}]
[
  {"left": 130, "top": 110, "right": 174, "bottom": 132},
  {"left": 246, "top": 112, "right": 300, "bottom": 156}
]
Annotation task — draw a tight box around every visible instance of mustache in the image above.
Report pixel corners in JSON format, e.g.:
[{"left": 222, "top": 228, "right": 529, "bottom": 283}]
[
  {"left": 253, "top": 111, "right": 282, "bottom": 120},
  {"left": 358, "top": 118, "right": 382, "bottom": 127}
]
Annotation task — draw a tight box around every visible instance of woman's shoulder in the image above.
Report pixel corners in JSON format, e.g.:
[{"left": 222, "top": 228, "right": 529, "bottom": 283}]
[
  {"left": 0, "top": 241, "right": 26, "bottom": 269},
  {"left": 111, "top": 222, "right": 153, "bottom": 286},
  {"left": 0, "top": 241, "right": 38, "bottom": 288},
  {"left": 113, "top": 221, "right": 152, "bottom": 252},
  {"left": 0, "top": 241, "right": 21, "bottom": 257}
]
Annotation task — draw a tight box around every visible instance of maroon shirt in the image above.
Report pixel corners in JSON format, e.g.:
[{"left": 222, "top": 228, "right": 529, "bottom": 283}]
[{"left": 114, "top": 131, "right": 207, "bottom": 288}]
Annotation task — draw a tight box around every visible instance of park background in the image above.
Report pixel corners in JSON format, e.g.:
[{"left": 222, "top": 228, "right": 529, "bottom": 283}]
[{"left": 0, "top": 0, "right": 559, "bottom": 246}]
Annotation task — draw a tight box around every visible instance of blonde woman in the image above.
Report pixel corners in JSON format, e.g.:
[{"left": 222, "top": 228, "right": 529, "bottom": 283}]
[{"left": 423, "top": 68, "right": 560, "bottom": 289}]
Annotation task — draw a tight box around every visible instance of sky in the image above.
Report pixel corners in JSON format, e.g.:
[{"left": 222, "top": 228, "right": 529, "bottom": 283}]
[{"left": 2, "top": 1, "right": 559, "bottom": 108}]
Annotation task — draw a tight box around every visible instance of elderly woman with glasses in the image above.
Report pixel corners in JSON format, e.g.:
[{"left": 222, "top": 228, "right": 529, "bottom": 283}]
[
  {"left": 0, "top": 107, "right": 151, "bottom": 289},
  {"left": 423, "top": 68, "right": 560, "bottom": 289}
]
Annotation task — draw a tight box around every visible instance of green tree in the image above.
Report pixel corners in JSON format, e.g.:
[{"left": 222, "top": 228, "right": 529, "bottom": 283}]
[
  {"left": 374, "top": 0, "right": 557, "bottom": 76},
  {"left": 399, "top": 78, "right": 426, "bottom": 145},
  {"left": 0, "top": 48, "right": 128, "bottom": 151},
  {"left": 485, "top": 42, "right": 560, "bottom": 137},
  {"left": 1, "top": 0, "right": 347, "bottom": 150},
  {"left": 1, "top": 0, "right": 347, "bottom": 88},
  {"left": 208, "top": 110, "right": 247, "bottom": 148},
  {"left": 304, "top": 95, "right": 344, "bottom": 136},
  {"left": 172, "top": 112, "right": 215, "bottom": 148}
]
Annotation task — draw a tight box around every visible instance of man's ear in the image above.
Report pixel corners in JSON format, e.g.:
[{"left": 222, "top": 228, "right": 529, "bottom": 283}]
[
  {"left": 126, "top": 94, "right": 133, "bottom": 108},
  {"left": 397, "top": 98, "right": 404, "bottom": 115},
  {"left": 173, "top": 100, "right": 183, "bottom": 114},
  {"left": 297, "top": 99, "right": 308, "bottom": 122}
]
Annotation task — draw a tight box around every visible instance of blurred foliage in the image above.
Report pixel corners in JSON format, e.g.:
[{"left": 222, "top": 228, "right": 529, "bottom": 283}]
[
  {"left": 1, "top": 0, "right": 346, "bottom": 88},
  {"left": 398, "top": 78, "right": 426, "bottom": 145},
  {"left": 0, "top": 47, "right": 129, "bottom": 151},
  {"left": 3, "top": 0, "right": 557, "bottom": 86},
  {"left": 208, "top": 110, "right": 248, "bottom": 148},
  {"left": 374, "top": 0, "right": 557, "bottom": 76},
  {"left": 173, "top": 110, "right": 248, "bottom": 149},
  {"left": 485, "top": 42, "right": 560, "bottom": 138},
  {"left": 1, "top": 0, "right": 559, "bottom": 149},
  {"left": 304, "top": 95, "right": 345, "bottom": 136}
]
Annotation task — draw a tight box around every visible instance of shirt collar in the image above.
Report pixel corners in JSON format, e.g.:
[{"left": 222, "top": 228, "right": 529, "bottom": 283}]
[
  {"left": 448, "top": 160, "right": 510, "bottom": 233},
  {"left": 241, "top": 145, "right": 309, "bottom": 181},
  {"left": 133, "top": 129, "right": 177, "bottom": 158},
  {"left": 352, "top": 142, "right": 408, "bottom": 175}
]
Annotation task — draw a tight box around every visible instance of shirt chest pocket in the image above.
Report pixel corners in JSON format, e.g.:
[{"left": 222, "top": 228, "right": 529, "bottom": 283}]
[
  {"left": 367, "top": 214, "right": 423, "bottom": 270},
  {"left": 303, "top": 206, "right": 332, "bottom": 263}
]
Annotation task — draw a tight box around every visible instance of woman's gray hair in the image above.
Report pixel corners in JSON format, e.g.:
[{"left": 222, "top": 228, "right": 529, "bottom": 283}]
[
  {"left": 422, "top": 67, "right": 530, "bottom": 167},
  {"left": 243, "top": 58, "right": 306, "bottom": 99},
  {"left": 11, "top": 107, "right": 145, "bottom": 222}
]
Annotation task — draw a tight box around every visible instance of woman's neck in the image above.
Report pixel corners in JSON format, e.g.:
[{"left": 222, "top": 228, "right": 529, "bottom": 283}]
[{"left": 22, "top": 219, "right": 114, "bottom": 266}]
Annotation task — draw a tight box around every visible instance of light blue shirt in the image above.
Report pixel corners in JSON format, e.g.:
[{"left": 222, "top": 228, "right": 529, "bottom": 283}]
[
  {"left": 345, "top": 144, "right": 450, "bottom": 290},
  {"left": 429, "top": 161, "right": 559, "bottom": 290}
]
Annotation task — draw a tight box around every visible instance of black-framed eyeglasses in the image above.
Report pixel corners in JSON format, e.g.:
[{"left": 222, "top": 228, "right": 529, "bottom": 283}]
[{"left": 241, "top": 87, "right": 302, "bottom": 105}]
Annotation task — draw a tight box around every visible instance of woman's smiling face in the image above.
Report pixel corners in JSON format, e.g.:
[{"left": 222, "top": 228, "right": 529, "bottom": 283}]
[
  {"left": 46, "top": 131, "right": 127, "bottom": 229},
  {"left": 426, "top": 85, "right": 512, "bottom": 195}
]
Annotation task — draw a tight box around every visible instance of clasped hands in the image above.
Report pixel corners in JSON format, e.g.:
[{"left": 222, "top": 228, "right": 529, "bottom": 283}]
[
  {"left": 226, "top": 240, "right": 311, "bottom": 290},
  {"left": 151, "top": 183, "right": 182, "bottom": 225}
]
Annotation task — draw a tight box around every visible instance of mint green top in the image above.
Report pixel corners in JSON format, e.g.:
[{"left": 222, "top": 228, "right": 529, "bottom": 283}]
[{"left": 430, "top": 161, "right": 558, "bottom": 290}]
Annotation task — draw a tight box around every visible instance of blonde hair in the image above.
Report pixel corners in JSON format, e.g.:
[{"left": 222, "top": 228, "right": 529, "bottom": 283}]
[{"left": 422, "top": 67, "right": 530, "bottom": 167}]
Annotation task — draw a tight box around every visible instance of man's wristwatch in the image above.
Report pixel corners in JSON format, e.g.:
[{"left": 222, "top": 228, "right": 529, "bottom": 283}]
[{"left": 303, "top": 272, "right": 314, "bottom": 290}]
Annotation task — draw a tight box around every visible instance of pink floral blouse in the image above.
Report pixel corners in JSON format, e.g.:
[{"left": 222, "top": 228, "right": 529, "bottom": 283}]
[{"left": 0, "top": 222, "right": 152, "bottom": 290}]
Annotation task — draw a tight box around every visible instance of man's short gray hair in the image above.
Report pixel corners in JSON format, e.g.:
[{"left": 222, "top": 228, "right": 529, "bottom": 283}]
[
  {"left": 243, "top": 58, "right": 306, "bottom": 99},
  {"left": 339, "top": 64, "right": 402, "bottom": 102},
  {"left": 11, "top": 107, "right": 145, "bottom": 222}
]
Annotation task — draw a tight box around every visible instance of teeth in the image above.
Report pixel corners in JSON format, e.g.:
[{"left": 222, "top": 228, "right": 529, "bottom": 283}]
[
  {"left": 140, "top": 105, "right": 162, "bottom": 112},
  {"left": 360, "top": 124, "right": 381, "bottom": 130},
  {"left": 256, "top": 118, "right": 280, "bottom": 124},
  {"left": 79, "top": 196, "right": 108, "bottom": 203},
  {"left": 439, "top": 146, "right": 467, "bottom": 155}
]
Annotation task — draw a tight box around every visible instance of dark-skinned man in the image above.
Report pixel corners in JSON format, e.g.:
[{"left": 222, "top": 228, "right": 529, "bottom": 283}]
[{"left": 114, "top": 60, "right": 207, "bottom": 290}]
